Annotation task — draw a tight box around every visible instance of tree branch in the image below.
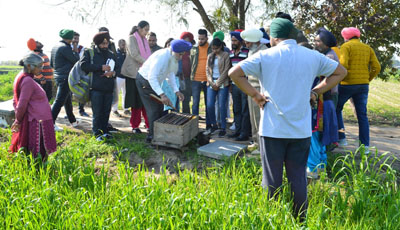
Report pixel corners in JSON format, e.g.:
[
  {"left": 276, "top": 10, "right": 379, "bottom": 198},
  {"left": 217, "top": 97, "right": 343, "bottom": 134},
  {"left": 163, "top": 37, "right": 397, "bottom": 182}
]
[{"left": 191, "top": 0, "right": 216, "bottom": 33}]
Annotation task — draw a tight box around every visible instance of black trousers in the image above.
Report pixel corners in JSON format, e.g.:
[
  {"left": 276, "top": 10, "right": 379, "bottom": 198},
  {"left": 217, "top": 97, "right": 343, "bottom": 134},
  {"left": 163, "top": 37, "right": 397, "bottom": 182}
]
[
  {"left": 51, "top": 76, "right": 76, "bottom": 123},
  {"left": 232, "top": 84, "right": 251, "bottom": 137},
  {"left": 135, "top": 73, "right": 163, "bottom": 138},
  {"left": 259, "top": 136, "right": 311, "bottom": 220}
]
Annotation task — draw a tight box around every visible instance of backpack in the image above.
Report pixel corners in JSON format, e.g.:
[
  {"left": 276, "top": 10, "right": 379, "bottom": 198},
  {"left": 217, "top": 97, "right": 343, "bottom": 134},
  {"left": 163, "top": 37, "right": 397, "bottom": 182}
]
[{"left": 68, "top": 48, "right": 94, "bottom": 103}]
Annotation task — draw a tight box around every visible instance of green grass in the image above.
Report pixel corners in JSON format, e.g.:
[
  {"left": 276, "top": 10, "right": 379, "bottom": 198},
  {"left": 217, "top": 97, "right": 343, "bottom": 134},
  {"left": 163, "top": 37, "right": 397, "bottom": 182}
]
[
  {"left": 0, "top": 70, "right": 19, "bottom": 102},
  {"left": 0, "top": 127, "right": 399, "bottom": 229},
  {"left": 342, "top": 79, "right": 400, "bottom": 126}
]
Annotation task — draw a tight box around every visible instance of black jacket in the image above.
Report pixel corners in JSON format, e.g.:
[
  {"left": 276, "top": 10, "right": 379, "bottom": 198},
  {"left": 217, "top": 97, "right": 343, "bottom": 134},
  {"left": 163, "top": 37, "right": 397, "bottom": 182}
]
[
  {"left": 50, "top": 40, "right": 80, "bottom": 78},
  {"left": 80, "top": 47, "right": 121, "bottom": 93}
]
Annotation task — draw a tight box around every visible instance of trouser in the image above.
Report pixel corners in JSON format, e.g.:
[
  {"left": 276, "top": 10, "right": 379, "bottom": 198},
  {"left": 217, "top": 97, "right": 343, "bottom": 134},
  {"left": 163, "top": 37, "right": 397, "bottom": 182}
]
[
  {"left": 260, "top": 136, "right": 311, "bottom": 220},
  {"left": 130, "top": 107, "right": 149, "bottom": 129},
  {"left": 181, "top": 78, "right": 192, "bottom": 114},
  {"left": 90, "top": 90, "right": 113, "bottom": 136},
  {"left": 248, "top": 85, "right": 261, "bottom": 143},
  {"left": 206, "top": 86, "right": 229, "bottom": 130},
  {"left": 112, "top": 77, "right": 128, "bottom": 112},
  {"left": 232, "top": 84, "right": 251, "bottom": 137},
  {"left": 191, "top": 80, "right": 207, "bottom": 116},
  {"left": 51, "top": 76, "right": 76, "bottom": 124},
  {"left": 136, "top": 74, "right": 163, "bottom": 138},
  {"left": 336, "top": 84, "right": 369, "bottom": 146}
]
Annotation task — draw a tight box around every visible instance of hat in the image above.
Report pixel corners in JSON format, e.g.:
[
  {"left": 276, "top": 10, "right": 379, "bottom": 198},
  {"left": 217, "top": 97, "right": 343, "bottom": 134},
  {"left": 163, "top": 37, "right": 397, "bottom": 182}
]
[
  {"left": 230, "top": 31, "right": 243, "bottom": 42},
  {"left": 93, "top": 31, "right": 111, "bottom": 45},
  {"left": 59, "top": 29, "right": 74, "bottom": 40},
  {"left": 341, "top": 27, "right": 360, "bottom": 40},
  {"left": 269, "top": 18, "right": 298, "bottom": 39},
  {"left": 234, "top": 29, "right": 244, "bottom": 33},
  {"left": 240, "top": 28, "right": 263, "bottom": 43},
  {"left": 27, "top": 38, "right": 37, "bottom": 51},
  {"left": 171, "top": 39, "right": 192, "bottom": 53},
  {"left": 180, "top": 32, "right": 194, "bottom": 42},
  {"left": 213, "top": 31, "right": 224, "bottom": 41},
  {"left": 317, "top": 27, "right": 337, "bottom": 47}
]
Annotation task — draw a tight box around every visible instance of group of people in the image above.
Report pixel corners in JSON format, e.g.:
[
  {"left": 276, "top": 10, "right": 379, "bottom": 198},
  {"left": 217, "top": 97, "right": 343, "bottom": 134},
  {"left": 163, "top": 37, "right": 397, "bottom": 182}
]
[{"left": 10, "top": 11, "right": 381, "bottom": 221}]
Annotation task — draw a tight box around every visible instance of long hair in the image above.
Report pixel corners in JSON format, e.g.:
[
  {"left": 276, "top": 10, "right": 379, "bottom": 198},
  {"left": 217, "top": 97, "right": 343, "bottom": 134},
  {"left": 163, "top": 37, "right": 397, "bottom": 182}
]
[
  {"left": 129, "top": 20, "right": 149, "bottom": 35},
  {"left": 208, "top": 38, "right": 223, "bottom": 69}
]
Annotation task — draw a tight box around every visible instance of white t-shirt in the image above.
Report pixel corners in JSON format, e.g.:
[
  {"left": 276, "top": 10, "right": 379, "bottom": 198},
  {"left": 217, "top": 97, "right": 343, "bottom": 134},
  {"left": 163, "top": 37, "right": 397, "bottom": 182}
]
[
  {"left": 240, "top": 39, "right": 338, "bottom": 138},
  {"left": 212, "top": 57, "right": 220, "bottom": 80}
]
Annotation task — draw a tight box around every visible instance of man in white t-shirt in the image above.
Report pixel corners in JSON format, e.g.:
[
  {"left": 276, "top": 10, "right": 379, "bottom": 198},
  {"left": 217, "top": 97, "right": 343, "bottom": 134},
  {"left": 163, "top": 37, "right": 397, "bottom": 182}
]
[{"left": 228, "top": 18, "right": 347, "bottom": 220}]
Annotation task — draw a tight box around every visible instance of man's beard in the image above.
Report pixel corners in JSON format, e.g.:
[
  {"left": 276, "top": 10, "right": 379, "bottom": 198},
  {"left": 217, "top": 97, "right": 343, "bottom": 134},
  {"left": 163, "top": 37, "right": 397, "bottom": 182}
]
[
  {"left": 232, "top": 44, "right": 238, "bottom": 50},
  {"left": 199, "top": 41, "right": 206, "bottom": 46},
  {"left": 168, "top": 57, "right": 179, "bottom": 75},
  {"left": 249, "top": 44, "right": 258, "bottom": 52}
]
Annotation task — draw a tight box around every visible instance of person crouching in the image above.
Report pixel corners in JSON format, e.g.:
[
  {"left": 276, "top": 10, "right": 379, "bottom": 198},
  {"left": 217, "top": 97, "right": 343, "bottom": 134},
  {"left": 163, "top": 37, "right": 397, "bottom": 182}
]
[
  {"left": 80, "top": 31, "right": 120, "bottom": 141},
  {"left": 136, "top": 39, "right": 192, "bottom": 143}
]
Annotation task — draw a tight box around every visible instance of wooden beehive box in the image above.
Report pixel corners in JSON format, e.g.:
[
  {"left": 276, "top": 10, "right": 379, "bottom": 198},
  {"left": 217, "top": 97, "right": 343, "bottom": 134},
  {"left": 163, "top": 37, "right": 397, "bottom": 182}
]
[
  {"left": 152, "top": 112, "right": 199, "bottom": 149},
  {"left": 0, "top": 100, "right": 15, "bottom": 128}
]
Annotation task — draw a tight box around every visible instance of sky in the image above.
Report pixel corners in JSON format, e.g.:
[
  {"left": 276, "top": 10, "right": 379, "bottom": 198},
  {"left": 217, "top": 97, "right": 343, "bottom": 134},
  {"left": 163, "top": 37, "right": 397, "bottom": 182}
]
[{"left": 0, "top": 0, "right": 209, "bottom": 62}]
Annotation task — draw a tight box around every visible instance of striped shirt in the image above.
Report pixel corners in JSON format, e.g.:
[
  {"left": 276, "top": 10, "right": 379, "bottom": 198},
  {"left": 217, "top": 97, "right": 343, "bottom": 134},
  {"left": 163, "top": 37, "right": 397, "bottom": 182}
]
[
  {"left": 34, "top": 52, "right": 54, "bottom": 80},
  {"left": 230, "top": 47, "right": 249, "bottom": 67}
]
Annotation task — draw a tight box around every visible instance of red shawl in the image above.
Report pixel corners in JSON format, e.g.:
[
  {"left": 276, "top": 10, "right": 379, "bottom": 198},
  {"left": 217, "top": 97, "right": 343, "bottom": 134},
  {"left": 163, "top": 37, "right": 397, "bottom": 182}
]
[{"left": 9, "top": 72, "right": 32, "bottom": 153}]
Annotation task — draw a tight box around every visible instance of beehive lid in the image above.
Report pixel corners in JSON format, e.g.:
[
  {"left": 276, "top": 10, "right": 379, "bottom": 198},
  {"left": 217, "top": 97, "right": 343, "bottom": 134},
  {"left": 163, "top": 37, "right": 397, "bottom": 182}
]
[{"left": 197, "top": 140, "right": 247, "bottom": 159}]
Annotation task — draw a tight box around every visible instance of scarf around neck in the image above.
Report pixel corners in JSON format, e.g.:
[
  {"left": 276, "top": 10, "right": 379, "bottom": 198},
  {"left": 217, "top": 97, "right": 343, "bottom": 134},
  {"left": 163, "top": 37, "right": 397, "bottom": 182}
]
[{"left": 134, "top": 31, "right": 151, "bottom": 60}]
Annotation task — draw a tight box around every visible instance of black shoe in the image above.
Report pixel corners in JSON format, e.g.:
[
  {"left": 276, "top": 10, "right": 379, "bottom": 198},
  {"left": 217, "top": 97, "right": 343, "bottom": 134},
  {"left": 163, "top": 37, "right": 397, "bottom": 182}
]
[
  {"left": 132, "top": 128, "right": 142, "bottom": 134},
  {"left": 228, "top": 133, "right": 240, "bottom": 138},
  {"left": 80, "top": 111, "right": 90, "bottom": 117},
  {"left": 211, "top": 125, "right": 218, "bottom": 134},
  {"left": 108, "top": 125, "right": 119, "bottom": 133},
  {"left": 199, "top": 116, "right": 206, "bottom": 120},
  {"left": 218, "top": 130, "right": 226, "bottom": 137},
  {"left": 146, "top": 135, "right": 153, "bottom": 143},
  {"left": 235, "top": 135, "right": 249, "bottom": 141}
]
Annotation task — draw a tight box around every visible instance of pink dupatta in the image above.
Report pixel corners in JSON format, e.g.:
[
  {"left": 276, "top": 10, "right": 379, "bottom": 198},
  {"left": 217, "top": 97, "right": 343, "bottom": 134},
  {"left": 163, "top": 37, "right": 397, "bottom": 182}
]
[{"left": 134, "top": 31, "right": 152, "bottom": 61}]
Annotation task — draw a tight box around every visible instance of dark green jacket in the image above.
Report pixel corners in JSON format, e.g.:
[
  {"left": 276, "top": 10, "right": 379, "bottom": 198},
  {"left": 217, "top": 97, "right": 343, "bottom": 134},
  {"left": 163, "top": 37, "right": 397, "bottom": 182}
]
[{"left": 190, "top": 43, "right": 212, "bottom": 80}]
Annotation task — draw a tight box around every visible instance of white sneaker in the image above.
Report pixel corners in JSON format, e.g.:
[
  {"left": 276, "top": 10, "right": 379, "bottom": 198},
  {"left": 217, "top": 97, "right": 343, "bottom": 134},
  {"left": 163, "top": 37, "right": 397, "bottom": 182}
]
[
  {"left": 54, "top": 124, "right": 63, "bottom": 132},
  {"left": 338, "top": 138, "right": 348, "bottom": 147},
  {"left": 71, "top": 119, "right": 81, "bottom": 128},
  {"left": 364, "top": 146, "right": 370, "bottom": 154},
  {"left": 230, "top": 123, "right": 236, "bottom": 131}
]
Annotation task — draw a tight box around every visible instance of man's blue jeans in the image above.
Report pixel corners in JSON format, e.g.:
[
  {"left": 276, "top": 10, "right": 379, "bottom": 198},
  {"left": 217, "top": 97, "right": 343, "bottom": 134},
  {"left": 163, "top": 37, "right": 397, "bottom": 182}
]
[
  {"left": 206, "top": 86, "right": 229, "bottom": 130},
  {"left": 336, "top": 84, "right": 369, "bottom": 146},
  {"left": 191, "top": 81, "right": 207, "bottom": 116},
  {"left": 90, "top": 90, "right": 113, "bottom": 136}
]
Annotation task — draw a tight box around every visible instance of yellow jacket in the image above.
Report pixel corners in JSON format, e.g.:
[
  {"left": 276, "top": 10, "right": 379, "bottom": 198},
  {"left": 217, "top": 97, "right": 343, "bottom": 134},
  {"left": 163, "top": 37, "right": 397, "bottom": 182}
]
[{"left": 339, "top": 39, "right": 381, "bottom": 85}]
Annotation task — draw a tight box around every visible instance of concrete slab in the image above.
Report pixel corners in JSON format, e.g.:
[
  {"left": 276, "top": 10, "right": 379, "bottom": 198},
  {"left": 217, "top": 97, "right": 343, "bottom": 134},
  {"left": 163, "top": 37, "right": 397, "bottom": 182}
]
[
  {"left": 0, "top": 100, "right": 15, "bottom": 128},
  {"left": 197, "top": 140, "right": 247, "bottom": 159}
]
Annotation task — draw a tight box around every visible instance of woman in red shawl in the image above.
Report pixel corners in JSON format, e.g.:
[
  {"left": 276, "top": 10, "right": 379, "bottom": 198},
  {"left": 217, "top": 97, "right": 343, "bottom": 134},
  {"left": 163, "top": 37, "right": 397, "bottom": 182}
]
[{"left": 10, "top": 53, "right": 57, "bottom": 161}]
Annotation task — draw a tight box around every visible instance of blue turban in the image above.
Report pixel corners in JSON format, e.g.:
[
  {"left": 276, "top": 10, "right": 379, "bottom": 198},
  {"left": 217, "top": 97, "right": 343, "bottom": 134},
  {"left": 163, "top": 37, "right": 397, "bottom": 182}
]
[
  {"left": 259, "top": 28, "right": 270, "bottom": 40},
  {"left": 170, "top": 39, "right": 192, "bottom": 53},
  {"left": 230, "top": 31, "right": 243, "bottom": 42},
  {"left": 317, "top": 28, "right": 337, "bottom": 47}
]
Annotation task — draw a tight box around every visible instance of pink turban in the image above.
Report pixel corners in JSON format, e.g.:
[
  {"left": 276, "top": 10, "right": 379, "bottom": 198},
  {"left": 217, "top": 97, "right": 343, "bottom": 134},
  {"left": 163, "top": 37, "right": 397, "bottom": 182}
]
[{"left": 341, "top": 27, "right": 361, "bottom": 40}]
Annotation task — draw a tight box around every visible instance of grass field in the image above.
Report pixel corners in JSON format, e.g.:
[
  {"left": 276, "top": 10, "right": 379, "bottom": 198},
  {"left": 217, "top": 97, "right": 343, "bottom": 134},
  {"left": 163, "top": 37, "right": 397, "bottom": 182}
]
[{"left": 0, "top": 127, "right": 399, "bottom": 229}]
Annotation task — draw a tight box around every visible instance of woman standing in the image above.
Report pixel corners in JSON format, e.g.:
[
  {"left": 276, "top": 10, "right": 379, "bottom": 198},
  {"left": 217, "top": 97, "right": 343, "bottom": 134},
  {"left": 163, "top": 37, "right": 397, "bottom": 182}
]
[
  {"left": 205, "top": 39, "right": 231, "bottom": 137},
  {"left": 121, "top": 21, "right": 151, "bottom": 134},
  {"left": 10, "top": 53, "right": 57, "bottom": 161}
]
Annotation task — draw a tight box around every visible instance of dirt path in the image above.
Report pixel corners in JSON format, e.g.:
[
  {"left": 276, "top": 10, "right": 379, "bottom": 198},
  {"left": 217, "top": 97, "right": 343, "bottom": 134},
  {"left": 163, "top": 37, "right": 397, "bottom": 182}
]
[{"left": 56, "top": 106, "right": 400, "bottom": 170}]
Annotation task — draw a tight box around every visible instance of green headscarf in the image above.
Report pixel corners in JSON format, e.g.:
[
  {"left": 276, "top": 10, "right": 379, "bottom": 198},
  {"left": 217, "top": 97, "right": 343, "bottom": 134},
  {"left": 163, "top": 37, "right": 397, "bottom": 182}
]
[
  {"left": 213, "top": 31, "right": 225, "bottom": 41},
  {"left": 59, "top": 29, "right": 74, "bottom": 40},
  {"left": 269, "top": 18, "right": 298, "bottom": 39}
]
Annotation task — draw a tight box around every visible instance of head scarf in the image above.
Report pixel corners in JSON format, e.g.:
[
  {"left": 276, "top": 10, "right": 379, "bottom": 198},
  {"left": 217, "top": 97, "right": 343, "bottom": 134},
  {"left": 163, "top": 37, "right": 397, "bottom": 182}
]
[
  {"left": 213, "top": 31, "right": 224, "bottom": 41},
  {"left": 171, "top": 39, "right": 193, "bottom": 53},
  {"left": 230, "top": 31, "right": 243, "bottom": 42},
  {"left": 240, "top": 28, "right": 263, "bottom": 43},
  {"left": 180, "top": 32, "right": 194, "bottom": 42},
  {"left": 341, "top": 27, "right": 361, "bottom": 40},
  {"left": 93, "top": 31, "right": 111, "bottom": 45},
  {"left": 59, "top": 29, "right": 74, "bottom": 40},
  {"left": 317, "top": 28, "right": 337, "bottom": 47},
  {"left": 269, "top": 18, "right": 298, "bottom": 39},
  {"left": 27, "top": 38, "right": 36, "bottom": 51}
]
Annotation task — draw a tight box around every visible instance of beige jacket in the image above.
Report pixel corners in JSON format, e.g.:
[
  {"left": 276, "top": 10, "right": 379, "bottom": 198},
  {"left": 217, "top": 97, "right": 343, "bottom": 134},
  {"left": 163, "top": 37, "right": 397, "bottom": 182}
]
[
  {"left": 248, "top": 44, "right": 268, "bottom": 88},
  {"left": 206, "top": 51, "right": 231, "bottom": 87},
  {"left": 121, "top": 35, "right": 147, "bottom": 79}
]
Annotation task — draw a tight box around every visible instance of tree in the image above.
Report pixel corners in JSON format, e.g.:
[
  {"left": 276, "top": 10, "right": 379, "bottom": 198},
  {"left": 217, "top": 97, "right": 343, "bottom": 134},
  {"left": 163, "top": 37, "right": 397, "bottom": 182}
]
[
  {"left": 59, "top": 0, "right": 284, "bottom": 33},
  {"left": 292, "top": 0, "right": 400, "bottom": 80}
]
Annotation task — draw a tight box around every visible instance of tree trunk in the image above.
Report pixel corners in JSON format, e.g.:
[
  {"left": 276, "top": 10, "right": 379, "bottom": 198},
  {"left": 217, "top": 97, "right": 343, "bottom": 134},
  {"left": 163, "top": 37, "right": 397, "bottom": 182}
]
[
  {"left": 191, "top": 0, "right": 216, "bottom": 33},
  {"left": 238, "top": 0, "right": 246, "bottom": 29}
]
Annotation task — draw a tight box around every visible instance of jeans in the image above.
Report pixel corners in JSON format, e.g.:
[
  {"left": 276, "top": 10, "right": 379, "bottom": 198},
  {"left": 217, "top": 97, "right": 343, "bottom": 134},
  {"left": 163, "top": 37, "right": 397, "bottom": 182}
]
[
  {"left": 191, "top": 81, "right": 207, "bottom": 115},
  {"left": 232, "top": 84, "right": 251, "bottom": 137},
  {"left": 51, "top": 76, "right": 76, "bottom": 123},
  {"left": 206, "top": 86, "right": 229, "bottom": 130},
  {"left": 260, "top": 136, "right": 311, "bottom": 220},
  {"left": 90, "top": 90, "right": 113, "bottom": 136},
  {"left": 336, "top": 84, "right": 369, "bottom": 146}
]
